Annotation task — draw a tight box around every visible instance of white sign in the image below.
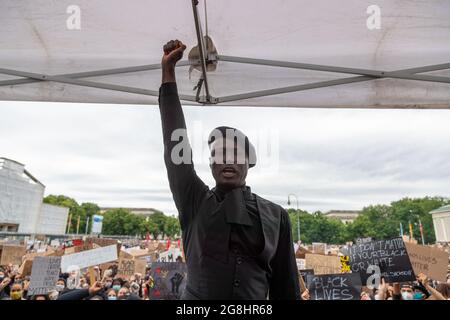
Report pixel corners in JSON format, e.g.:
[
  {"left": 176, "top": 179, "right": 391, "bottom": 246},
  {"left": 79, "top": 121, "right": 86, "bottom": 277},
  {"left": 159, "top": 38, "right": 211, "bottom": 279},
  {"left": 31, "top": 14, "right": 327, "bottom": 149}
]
[
  {"left": 61, "top": 245, "right": 117, "bottom": 272},
  {"left": 296, "top": 258, "right": 306, "bottom": 270},
  {"left": 91, "top": 215, "right": 103, "bottom": 234},
  {"left": 28, "top": 256, "right": 61, "bottom": 296}
]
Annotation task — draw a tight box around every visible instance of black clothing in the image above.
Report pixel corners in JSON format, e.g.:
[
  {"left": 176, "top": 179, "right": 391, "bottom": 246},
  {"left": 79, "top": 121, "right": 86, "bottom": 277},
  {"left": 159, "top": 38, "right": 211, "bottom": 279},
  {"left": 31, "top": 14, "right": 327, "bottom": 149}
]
[{"left": 159, "top": 82, "right": 300, "bottom": 300}]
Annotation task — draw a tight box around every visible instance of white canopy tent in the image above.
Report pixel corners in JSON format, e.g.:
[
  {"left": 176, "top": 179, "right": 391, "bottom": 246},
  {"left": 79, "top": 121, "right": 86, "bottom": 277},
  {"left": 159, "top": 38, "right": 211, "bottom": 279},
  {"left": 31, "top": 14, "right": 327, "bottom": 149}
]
[{"left": 1, "top": 0, "right": 449, "bottom": 108}]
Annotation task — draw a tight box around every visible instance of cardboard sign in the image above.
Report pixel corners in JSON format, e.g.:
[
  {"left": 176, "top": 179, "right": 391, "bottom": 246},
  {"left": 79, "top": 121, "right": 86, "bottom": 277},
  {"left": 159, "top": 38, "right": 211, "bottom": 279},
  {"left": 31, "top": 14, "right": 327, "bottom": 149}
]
[
  {"left": 18, "top": 259, "right": 34, "bottom": 276},
  {"left": 0, "top": 245, "right": 26, "bottom": 265},
  {"left": 28, "top": 256, "right": 61, "bottom": 296},
  {"left": 116, "top": 258, "right": 147, "bottom": 279},
  {"left": 405, "top": 243, "right": 449, "bottom": 282},
  {"left": 347, "top": 237, "right": 415, "bottom": 284},
  {"left": 306, "top": 273, "right": 362, "bottom": 300},
  {"left": 149, "top": 262, "right": 187, "bottom": 300},
  {"left": 60, "top": 245, "right": 118, "bottom": 272},
  {"left": 305, "top": 254, "right": 341, "bottom": 275}
]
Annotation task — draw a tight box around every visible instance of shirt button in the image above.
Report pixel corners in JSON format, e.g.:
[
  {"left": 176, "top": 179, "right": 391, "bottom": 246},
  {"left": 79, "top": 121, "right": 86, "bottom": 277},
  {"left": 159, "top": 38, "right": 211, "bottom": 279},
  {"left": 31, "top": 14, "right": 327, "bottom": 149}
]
[
  {"left": 233, "top": 279, "right": 240, "bottom": 287},
  {"left": 236, "top": 257, "right": 243, "bottom": 265}
]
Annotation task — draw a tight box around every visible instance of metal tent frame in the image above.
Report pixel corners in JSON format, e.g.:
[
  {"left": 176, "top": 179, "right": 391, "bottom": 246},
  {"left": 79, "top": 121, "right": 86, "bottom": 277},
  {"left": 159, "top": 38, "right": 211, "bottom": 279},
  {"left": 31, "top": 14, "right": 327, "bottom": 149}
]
[{"left": 1, "top": 0, "right": 449, "bottom": 108}]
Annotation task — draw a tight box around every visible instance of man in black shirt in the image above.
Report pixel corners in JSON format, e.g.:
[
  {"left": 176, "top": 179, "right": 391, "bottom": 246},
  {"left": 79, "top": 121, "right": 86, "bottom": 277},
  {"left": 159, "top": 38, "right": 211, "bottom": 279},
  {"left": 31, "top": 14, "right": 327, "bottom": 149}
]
[{"left": 158, "top": 40, "right": 300, "bottom": 300}]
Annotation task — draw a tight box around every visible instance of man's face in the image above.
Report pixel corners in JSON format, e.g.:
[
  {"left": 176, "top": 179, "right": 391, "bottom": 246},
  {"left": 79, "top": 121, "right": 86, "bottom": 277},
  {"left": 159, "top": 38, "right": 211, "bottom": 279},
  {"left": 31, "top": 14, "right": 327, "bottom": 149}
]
[{"left": 210, "top": 138, "right": 249, "bottom": 191}]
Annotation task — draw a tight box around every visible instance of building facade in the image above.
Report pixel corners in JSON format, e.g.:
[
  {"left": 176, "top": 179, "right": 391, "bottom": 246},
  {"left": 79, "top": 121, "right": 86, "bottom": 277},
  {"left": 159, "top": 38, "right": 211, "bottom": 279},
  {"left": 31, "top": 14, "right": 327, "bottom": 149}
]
[
  {"left": 0, "top": 157, "right": 68, "bottom": 234},
  {"left": 324, "top": 210, "right": 362, "bottom": 224},
  {"left": 429, "top": 205, "right": 450, "bottom": 243}
]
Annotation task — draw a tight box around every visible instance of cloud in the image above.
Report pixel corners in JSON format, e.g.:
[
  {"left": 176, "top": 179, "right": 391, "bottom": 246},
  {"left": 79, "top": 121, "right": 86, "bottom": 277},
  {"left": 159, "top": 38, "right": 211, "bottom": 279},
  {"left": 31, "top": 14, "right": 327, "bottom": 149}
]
[{"left": 1, "top": 101, "right": 450, "bottom": 216}]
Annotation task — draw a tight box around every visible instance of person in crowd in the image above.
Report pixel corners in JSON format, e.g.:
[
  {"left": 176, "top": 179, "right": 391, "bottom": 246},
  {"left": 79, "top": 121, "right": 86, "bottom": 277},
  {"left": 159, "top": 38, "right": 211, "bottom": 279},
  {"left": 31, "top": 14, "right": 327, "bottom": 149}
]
[{"left": 106, "top": 288, "right": 117, "bottom": 300}]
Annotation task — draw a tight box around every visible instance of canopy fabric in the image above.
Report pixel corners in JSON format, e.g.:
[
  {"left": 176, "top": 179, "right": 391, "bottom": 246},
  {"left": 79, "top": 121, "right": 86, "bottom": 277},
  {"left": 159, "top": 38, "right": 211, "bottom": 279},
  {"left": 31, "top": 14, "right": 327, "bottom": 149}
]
[{"left": 0, "top": 0, "right": 449, "bottom": 108}]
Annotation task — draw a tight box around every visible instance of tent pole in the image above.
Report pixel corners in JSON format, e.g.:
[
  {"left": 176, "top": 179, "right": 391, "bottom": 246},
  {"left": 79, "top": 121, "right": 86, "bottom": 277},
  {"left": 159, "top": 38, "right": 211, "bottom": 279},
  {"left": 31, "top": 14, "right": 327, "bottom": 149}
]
[
  {"left": 0, "top": 67, "right": 197, "bottom": 102},
  {"left": 191, "top": 0, "right": 211, "bottom": 103},
  {"left": 0, "top": 61, "right": 194, "bottom": 87},
  {"left": 216, "top": 62, "right": 450, "bottom": 103},
  {"left": 217, "top": 55, "right": 450, "bottom": 84}
]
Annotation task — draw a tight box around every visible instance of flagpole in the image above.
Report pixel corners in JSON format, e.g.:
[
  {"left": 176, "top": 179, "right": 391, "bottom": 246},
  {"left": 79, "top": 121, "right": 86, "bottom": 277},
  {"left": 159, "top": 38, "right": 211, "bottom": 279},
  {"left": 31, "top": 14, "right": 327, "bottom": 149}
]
[{"left": 419, "top": 219, "right": 425, "bottom": 245}]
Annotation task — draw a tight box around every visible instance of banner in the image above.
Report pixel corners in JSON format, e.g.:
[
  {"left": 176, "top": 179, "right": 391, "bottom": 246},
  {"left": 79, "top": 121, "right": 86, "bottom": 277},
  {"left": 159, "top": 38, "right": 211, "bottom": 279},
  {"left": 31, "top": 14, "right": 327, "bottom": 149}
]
[
  {"left": 60, "top": 245, "right": 118, "bottom": 272},
  {"left": 91, "top": 215, "right": 103, "bottom": 234},
  {"left": 149, "top": 262, "right": 187, "bottom": 300},
  {"left": 28, "top": 256, "right": 61, "bottom": 296},
  {"left": 347, "top": 237, "right": 415, "bottom": 284},
  {"left": 306, "top": 273, "right": 362, "bottom": 300},
  {"left": 405, "top": 242, "right": 448, "bottom": 282}
]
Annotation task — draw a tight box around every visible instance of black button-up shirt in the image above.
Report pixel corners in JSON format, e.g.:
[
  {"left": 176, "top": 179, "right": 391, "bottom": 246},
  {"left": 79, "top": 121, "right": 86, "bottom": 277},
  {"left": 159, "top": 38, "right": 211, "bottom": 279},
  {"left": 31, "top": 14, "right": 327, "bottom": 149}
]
[{"left": 159, "top": 82, "right": 300, "bottom": 300}]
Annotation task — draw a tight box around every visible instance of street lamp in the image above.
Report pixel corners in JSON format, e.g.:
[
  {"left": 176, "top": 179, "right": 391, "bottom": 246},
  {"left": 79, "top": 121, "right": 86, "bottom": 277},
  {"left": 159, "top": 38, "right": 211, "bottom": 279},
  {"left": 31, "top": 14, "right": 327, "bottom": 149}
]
[
  {"left": 409, "top": 209, "right": 425, "bottom": 245},
  {"left": 287, "top": 194, "right": 301, "bottom": 244}
]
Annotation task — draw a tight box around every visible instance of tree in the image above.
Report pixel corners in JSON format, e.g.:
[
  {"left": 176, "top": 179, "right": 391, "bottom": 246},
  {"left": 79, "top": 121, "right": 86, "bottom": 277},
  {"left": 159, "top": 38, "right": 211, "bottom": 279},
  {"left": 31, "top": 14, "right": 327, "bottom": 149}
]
[{"left": 164, "top": 216, "right": 181, "bottom": 239}]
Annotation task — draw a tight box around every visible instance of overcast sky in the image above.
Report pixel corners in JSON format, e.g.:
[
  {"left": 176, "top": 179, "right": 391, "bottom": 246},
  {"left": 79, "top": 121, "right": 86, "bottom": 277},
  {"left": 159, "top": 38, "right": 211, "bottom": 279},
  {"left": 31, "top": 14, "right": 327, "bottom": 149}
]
[{"left": 1, "top": 100, "right": 450, "bottom": 216}]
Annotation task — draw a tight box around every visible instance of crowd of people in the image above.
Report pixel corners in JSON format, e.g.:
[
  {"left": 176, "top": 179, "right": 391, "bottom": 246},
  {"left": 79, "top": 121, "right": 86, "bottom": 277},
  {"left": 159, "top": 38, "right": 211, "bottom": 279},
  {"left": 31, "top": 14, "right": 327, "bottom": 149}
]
[
  {"left": 0, "top": 237, "right": 449, "bottom": 300},
  {"left": 0, "top": 259, "right": 154, "bottom": 300}
]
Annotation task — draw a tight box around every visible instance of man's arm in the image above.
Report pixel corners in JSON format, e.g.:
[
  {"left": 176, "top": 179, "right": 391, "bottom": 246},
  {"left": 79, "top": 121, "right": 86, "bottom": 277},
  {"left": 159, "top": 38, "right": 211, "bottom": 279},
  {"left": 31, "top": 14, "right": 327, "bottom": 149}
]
[
  {"left": 159, "top": 40, "right": 207, "bottom": 230},
  {"left": 269, "top": 208, "right": 301, "bottom": 300}
]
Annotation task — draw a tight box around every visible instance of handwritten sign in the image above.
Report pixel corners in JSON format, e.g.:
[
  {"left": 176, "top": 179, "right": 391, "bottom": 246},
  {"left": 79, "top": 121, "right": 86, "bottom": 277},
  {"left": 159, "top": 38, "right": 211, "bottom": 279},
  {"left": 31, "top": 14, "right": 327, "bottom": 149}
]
[
  {"left": 28, "top": 256, "right": 61, "bottom": 296},
  {"left": 347, "top": 237, "right": 415, "bottom": 284},
  {"left": 117, "top": 259, "right": 134, "bottom": 278},
  {"left": 306, "top": 273, "right": 362, "bottom": 300},
  {"left": 0, "top": 245, "right": 26, "bottom": 265},
  {"left": 305, "top": 254, "right": 341, "bottom": 275},
  {"left": 405, "top": 243, "right": 448, "bottom": 282},
  {"left": 149, "top": 262, "right": 187, "bottom": 300},
  {"left": 60, "top": 245, "right": 118, "bottom": 272}
]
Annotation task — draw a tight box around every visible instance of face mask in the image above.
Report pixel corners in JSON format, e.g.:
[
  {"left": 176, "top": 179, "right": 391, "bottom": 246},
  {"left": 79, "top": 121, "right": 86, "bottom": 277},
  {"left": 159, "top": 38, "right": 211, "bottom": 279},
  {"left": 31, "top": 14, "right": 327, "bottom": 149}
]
[
  {"left": 413, "top": 292, "right": 423, "bottom": 300},
  {"left": 402, "top": 292, "right": 413, "bottom": 300},
  {"left": 56, "top": 284, "right": 65, "bottom": 292},
  {"left": 11, "top": 291, "right": 22, "bottom": 300},
  {"left": 113, "top": 285, "right": 121, "bottom": 292},
  {"left": 105, "top": 282, "right": 112, "bottom": 288},
  {"left": 374, "top": 294, "right": 381, "bottom": 300},
  {"left": 108, "top": 296, "right": 117, "bottom": 301}
]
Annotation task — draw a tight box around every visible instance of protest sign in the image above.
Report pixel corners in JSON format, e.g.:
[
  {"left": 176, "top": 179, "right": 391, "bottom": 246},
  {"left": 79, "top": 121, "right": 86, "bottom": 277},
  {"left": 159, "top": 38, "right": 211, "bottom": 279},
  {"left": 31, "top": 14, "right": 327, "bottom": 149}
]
[
  {"left": 305, "top": 253, "right": 341, "bottom": 275},
  {"left": 306, "top": 273, "right": 362, "bottom": 300},
  {"left": 296, "top": 258, "right": 305, "bottom": 270},
  {"left": 347, "top": 237, "right": 415, "bottom": 284},
  {"left": 116, "top": 258, "right": 147, "bottom": 279},
  {"left": 18, "top": 259, "right": 33, "bottom": 276},
  {"left": 405, "top": 242, "right": 448, "bottom": 282},
  {"left": 356, "top": 237, "right": 373, "bottom": 245},
  {"left": 0, "top": 245, "right": 26, "bottom": 265},
  {"left": 149, "top": 262, "right": 187, "bottom": 300},
  {"left": 340, "top": 255, "right": 351, "bottom": 273},
  {"left": 116, "top": 259, "right": 135, "bottom": 279},
  {"left": 299, "top": 269, "right": 314, "bottom": 282},
  {"left": 28, "top": 256, "right": 61, "bottom": 296},
  {"left": 60, "top": 245, "right": 118, "bottom": 272},
  {"left": 312, "top": 242, "right": 326, "bottom": 255}
]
